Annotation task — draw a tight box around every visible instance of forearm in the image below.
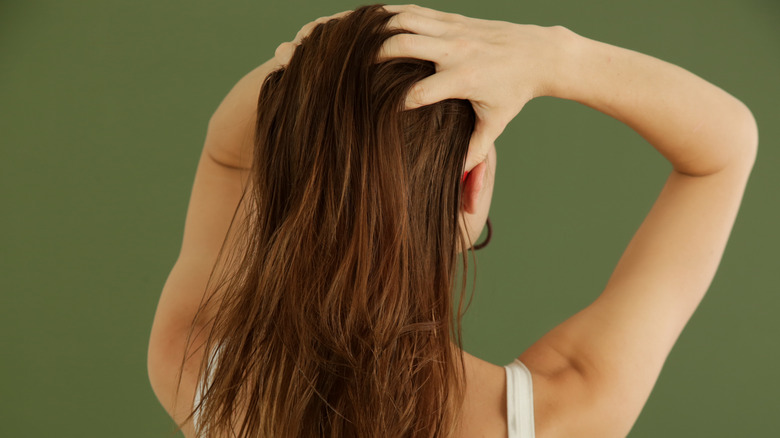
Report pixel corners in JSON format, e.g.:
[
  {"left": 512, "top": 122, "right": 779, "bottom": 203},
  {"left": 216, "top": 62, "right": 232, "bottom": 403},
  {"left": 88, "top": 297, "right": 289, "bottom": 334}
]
[
  {"left": 205, "top": 57, "right": 281, "bottom": 169},
  {"left": 551, "top": 30, "right": 757, "bottom": 175}
]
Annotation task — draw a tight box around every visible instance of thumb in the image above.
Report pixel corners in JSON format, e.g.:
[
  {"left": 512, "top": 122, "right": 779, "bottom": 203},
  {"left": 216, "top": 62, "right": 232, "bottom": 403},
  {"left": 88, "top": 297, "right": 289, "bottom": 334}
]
[{"left": 465, "top": 119, "right": 497, "bottom": 171}]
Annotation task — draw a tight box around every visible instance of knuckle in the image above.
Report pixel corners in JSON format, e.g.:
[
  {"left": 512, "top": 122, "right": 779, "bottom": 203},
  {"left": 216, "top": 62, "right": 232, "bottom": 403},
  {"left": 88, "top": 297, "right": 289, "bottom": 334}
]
[
  {"left": 450, "top": 20, "right": 466, "bottom": 32},
  {"left": 396, "top": 12, "right": 412, "bottom": 28},
  {"left": 449, "top": 12, "right": 466, "bottom": 22},
  {"left": 452, "top": 36, "right": 467, "bottom": 48},
  {"left": 389, "top": 13, "right": 404, "bottom": 30},
  {"left": 451, "top": 37, "right": 471, "bottom": 52},
  {"left": 274, "top": 42, "right": 292, "bottom": 56},
  {"left": 397, "top": 33, "right": 417, "bottom": 50},
  {"left": 409, "top": 85, "right": 427, "bottom": 105}
]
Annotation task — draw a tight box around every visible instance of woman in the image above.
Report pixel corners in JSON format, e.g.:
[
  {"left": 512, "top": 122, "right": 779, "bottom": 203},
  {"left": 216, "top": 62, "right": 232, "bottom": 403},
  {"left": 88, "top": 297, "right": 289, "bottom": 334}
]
[{"left": 147, "top": 4, "right": 757, "bottom": 437}]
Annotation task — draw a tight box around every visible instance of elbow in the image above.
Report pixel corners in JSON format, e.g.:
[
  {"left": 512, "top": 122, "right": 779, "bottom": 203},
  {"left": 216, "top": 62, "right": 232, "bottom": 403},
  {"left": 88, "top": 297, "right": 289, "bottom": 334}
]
[
  {"left": 734, "top": 100, "right": 759, "bottom": 168},
  {"left": 677, "top": 99, "right": 758, "bottom": 177},
  {"left": 712, "top": 99, "right": 759, "bottom": 176}
]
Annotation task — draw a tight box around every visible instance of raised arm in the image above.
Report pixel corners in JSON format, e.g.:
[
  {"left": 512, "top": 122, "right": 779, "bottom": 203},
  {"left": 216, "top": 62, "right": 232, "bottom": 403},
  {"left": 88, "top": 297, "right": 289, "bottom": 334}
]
[
  {"left": 205, "top": 10, "right": 352, "bottom": 170},
  {"left": 518, "top": 29, "right": 757, "bottom": 438},
  {"left": 380, "top": 4, "right": 757, "bottom": 437},
  {"left": 552, "top": 31, "right": 757, "bottom": 176}
]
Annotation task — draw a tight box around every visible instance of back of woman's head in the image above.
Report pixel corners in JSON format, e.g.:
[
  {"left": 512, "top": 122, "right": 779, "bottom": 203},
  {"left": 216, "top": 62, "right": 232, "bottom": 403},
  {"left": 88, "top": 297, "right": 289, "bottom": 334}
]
[{"left": 183, "top": 4, "right": 478, "bottom": 437}]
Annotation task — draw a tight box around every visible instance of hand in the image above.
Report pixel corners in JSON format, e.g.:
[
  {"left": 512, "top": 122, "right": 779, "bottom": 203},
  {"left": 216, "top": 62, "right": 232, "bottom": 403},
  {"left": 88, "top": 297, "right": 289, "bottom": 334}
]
[
  {"left": 274, "top": 9, "right": 353, "bottom": 65},
  {"left": 379, "top": 4, "right": 571, "bottom": 171}
]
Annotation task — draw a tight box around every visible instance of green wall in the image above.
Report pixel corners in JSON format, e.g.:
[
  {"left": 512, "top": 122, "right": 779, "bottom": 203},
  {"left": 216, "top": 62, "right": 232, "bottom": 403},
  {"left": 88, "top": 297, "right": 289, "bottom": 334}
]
[{"left": 2, "top": 0, "right": 777, "bottom": 436}]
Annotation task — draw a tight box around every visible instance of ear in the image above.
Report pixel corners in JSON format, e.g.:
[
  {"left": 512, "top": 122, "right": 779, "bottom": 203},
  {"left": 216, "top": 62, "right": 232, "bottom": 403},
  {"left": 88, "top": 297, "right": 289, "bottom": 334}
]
[{"left": 460, "top": 159, "right": 488, "bottom": 215}]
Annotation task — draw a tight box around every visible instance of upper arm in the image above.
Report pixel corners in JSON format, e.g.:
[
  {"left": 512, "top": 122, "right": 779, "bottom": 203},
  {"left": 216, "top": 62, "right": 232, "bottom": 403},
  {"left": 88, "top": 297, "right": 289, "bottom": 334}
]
[
  {"left": 148, "top": 148, "right": 250, "bottom": 434},
  {"left": 148, "top": 59, "right": 275, "bottom": 433},
  {"left": 152, "top": 148, "right": 250, "bottom": 339},
  {"left": 519, "top": 152, "right": 756, "bottom": 437}
]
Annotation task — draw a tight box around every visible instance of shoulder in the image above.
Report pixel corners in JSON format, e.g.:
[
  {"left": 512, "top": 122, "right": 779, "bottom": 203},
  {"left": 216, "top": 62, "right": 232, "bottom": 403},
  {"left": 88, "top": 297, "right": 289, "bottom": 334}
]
[
  {"left": 462, "top": 351, "right": 508, "bottom": 403},
  {"left": 518, "top": 345, "right": 618, "bottom": 438},
  {"left": 454, "top": 351, "right": 509, "bottom": 438},
  {"left": 459, "top": 351, "right": 582, "bottom": 438}
]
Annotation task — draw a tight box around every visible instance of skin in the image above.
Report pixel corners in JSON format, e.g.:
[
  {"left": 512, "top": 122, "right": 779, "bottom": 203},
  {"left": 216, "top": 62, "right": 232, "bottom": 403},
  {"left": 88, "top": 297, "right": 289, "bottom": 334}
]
[
  {"left": 459, "top": 143, "right": 496, "bottom": 251},
  {"left": 149, "top": 5, "right": 757, "bottom": 437}
]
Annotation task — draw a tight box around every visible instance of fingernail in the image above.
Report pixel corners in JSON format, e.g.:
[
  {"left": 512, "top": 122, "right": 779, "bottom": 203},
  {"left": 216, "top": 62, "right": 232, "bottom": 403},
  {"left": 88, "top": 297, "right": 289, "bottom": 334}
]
[{"left": 462, "top": 171, "right": 469, "bottom": 183}]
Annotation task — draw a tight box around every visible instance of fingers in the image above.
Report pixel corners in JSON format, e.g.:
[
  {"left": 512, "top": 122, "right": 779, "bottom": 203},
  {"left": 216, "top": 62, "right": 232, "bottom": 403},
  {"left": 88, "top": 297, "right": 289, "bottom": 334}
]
[
  {"left": 403, "top": 69, "right": 471, "bottom": 109},
  {"left": 382, "top": 4, "right": 464, "bottom": 23},
  {"left": 274, "top": 42, "right": 295, "bottom": 65},
  {"left": 275, "top": 10, "right": 353, "bottom": 66},
  {"left": 377, "top": 33, "right": 451, "bottom": 63},
  {"left": 465, "top": 119, "right": 501, "bottom": 171},
  {"left": 283, "top": 6, "right": 463, "bottom": 67},
  {"left": 294, "top": 10, "right": 352, "bottom": 44},
  {"left": 385, "top": 12, "right": 450, "bottom": 37}
]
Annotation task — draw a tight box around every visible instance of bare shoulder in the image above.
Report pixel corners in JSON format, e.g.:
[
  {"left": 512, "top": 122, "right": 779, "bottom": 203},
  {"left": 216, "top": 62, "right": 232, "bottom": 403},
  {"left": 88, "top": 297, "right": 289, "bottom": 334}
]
[
  {"left": 456, "top": 351, "right": 509, "bottom": 438},
  {"left": 457, "top": 350, "right": 577, "bottom": 438},
  {"left": 518, "top": 345, "right": 592, "bottom": 438}
]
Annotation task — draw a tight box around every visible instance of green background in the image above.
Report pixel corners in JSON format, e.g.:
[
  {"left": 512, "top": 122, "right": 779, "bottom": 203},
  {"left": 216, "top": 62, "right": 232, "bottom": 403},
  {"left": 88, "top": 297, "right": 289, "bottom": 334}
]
[{"left": 2, "top": 0, "right": 778, "bottom": 436}]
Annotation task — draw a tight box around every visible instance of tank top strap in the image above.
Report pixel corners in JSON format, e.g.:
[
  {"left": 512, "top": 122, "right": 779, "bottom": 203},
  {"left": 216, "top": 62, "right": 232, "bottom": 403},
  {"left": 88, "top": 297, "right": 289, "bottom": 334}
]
[
  {"left": 504, "top": 358, "right": 536, "bottom": 438},
  {"left": 193, "top": 343, "right": 222, "bottom": 437}
]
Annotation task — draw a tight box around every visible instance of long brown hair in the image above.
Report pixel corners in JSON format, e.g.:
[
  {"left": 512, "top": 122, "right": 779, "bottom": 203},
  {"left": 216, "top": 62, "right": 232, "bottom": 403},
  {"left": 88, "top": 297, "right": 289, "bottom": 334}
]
[{"left": 176, "top": 4, "right": 478, "bottom": 437}]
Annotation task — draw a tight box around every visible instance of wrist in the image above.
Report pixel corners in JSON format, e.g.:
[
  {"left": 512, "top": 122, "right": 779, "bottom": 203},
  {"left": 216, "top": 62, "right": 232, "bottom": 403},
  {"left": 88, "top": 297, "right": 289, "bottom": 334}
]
[{"left": 542, "top": 25, "right": 589, "bottom": 101}]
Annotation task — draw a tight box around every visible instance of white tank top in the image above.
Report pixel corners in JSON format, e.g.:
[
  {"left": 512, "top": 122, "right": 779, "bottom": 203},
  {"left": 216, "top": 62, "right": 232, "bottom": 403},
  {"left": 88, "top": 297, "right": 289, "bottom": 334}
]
[
  {"left": 504, "top": 359, "right": 536, "bottom": 438},
  {"left": 194, "top": 350, "right": 536, "bottom": 438}
]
